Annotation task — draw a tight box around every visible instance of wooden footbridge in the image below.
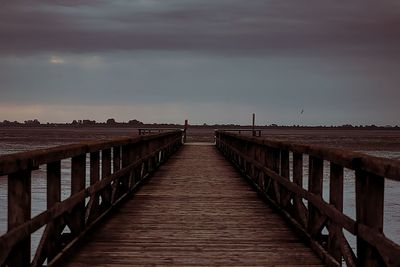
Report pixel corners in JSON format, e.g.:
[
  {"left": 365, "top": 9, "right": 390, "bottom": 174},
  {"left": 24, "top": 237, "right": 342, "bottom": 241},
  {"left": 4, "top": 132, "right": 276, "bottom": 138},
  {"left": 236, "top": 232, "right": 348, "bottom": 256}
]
[{"left": 0, "top": 130, "right": 399, "bottom": 266}]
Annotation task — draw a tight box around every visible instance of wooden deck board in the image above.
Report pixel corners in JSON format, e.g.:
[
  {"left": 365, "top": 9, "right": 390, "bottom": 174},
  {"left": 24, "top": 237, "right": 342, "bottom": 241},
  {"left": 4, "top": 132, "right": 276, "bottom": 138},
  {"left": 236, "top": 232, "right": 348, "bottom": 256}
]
[{"left": 60, "top": 144, "right": 325, "bottom": 266}]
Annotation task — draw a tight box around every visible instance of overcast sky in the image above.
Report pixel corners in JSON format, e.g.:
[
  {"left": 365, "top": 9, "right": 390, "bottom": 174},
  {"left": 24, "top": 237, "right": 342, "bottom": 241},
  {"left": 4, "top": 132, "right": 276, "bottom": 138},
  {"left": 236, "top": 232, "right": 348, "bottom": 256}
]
[{"left": 0, "top": 0, "right": 399, "bottom": 125}]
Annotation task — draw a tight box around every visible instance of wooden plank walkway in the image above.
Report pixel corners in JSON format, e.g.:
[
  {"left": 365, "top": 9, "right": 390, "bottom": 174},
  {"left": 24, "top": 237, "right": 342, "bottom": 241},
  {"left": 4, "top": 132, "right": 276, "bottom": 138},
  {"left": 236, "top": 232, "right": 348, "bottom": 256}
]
[{"left": 59, "top": 144, "right": 325, "bottom": 266}]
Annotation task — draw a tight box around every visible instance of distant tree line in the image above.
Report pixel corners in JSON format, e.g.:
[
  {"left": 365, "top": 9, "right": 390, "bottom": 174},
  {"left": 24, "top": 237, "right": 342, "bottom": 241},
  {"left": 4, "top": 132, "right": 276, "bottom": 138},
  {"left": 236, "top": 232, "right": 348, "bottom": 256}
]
[
  {"left": 0, "top": 119, "right": 399, "bottom": 129},
  {"left": 0, "top": 118, "right": 145, "bottom": 127}
]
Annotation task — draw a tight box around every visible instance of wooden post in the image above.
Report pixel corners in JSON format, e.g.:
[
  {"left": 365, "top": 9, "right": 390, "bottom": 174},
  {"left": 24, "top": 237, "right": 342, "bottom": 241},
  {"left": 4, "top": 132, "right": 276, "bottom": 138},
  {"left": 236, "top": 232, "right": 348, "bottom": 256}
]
[
  {"left": 248, "top": 142, "right": 255, "bottom": 177},
  {"left": 183, "top": 119, "right": 188, "bottom": 143},
  {"left": 308, "top": 156, "right": 323, "bottom": 236},
  {"left": 8, "top": 170, "right": 31, "bottom": 267},
  {"left": 265, "top": 147, "right": 280, "bottom": 202},
  {"left": 101, "top": 149, "right": 112, "bottom": 206},
  {"left": 113, "top": 147, "right": 121, "bottom": 172},
  {"left": 272, "top": 148, "right": 281, "bottom": 203},
  {"left": 71, "top": 154, "right": 86, "bottom": 234},
  {"left": 47, "top": 161, "right": 61, "bottom": 261},
  {"left": 254, "top": 145, "right": 261, "bottom": 182},
  {"left": 264, "top": 147, "right": 273, "bottom": 193},
  {"left": 89, "top": 152, "right": 100, "bottom": 220},
  {"left": 356, "top": 170, "right": 385, "bottom": 267},
  {"left": 102, "top": 149, "right": 112, "bottom": 176},
  {"left": 142, "top": 141, "right": 150, "bottom": 177},
  {"left": 252, "top": 113, "right": 256, "bottom": 137},
  {"left": 280, "top": 149, "right": 290, "bottom": 208},
  {"left": 258, "top": 146, "right": 266, "bottom": 187},
  {"left": 293, "top": 152, "right": 307, "bottom": 227},
  {"left": 329, "top": 163, "right": 344, "bottom": 265}
]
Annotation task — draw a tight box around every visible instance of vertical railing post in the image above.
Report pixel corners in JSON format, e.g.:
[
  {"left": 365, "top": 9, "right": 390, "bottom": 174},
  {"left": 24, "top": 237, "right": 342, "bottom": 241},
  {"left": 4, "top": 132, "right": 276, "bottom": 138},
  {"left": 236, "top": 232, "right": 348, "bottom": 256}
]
[
  {"left": 47, "top": 161, "right": 61, "bottom": 261},
  {"left": 142, "top": 140, "right": 150, "bottom": 176},
  {"left": 356, "top": 171, "right": 385, "bottom": 267},
  {"left": 71, "top": 154, "right": 86, "bottom": 233},
  {"left": 247, "top": 141, "right": 255, "bottom": 177},
  {"left": 130, "top": 143, "right": 142, "bottom": 185},
  {"left": 329, "top": 163, "right": 344, "bottom": 265},
  {"left": 101, "top": 149, "right": 112, "bottom": 206},
  {"left": 119, "top": 144, "right": 130, "bottom": 198},
  {"left": 293, "top": 152, "right": 307, "bottom": 227},
  {"left": 280, "top": 149, "right": 290, "bottom": 208},
  {"left": 264, "top": 146, "right": 273, "bottom": 194},
  {"left": 183, "top": 119, "right": 188, "bottom": 143},
  {"left": 252, "top": 113, "right": 256, "bottom": 137},
  {"left": 264, "top": 146, "right": 280, "bottom": 202},
  {"left": 253, "top": 144, "right": 260, "bottom": 182},
  {"left": 7, "top": 169, "right": 31, "bottom": 267},
  {"left": 113, "top": 146, "right": 121, "bottom": 172},
  {"left": 258, "top": 145, "right": 266, "bottom": 187},
  {"left": 89, "top": 152, "right": 100, "bottom": 221},
  {"left": 147, "top": 139, "right": 156, "bottom": 174},
  {"left": 271, "top": 148, "right": 281, "bottom": 203},
  {"left": 308, "top": 156, "right": 323, "bottom": 237}
]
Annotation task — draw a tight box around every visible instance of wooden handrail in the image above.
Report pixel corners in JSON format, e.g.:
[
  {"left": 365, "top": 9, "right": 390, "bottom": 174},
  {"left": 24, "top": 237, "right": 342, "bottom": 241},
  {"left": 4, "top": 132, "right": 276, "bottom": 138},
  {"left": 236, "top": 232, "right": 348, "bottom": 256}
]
[
  {"left": 216, "top": 131, "right": 400, "bottom": 182},
  {"left": 215, "top": 128, "right": 262, "bottom": 137},
  {"left": 0, "top": 130, "right": 183, "bottom": 267},
  {"left": 215, "top": 130, "right": 400, "bottom": 267}
]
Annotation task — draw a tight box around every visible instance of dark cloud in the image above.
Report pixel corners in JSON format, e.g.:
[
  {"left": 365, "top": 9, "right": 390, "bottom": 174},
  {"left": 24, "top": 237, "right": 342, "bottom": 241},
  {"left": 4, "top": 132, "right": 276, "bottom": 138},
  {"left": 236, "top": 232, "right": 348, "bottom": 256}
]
[
  {"left": 0, "top": 0, "right": 399, "bottom": 56},
  {"left": 0, "top": 1, "right": 399, "bottom": 125}
]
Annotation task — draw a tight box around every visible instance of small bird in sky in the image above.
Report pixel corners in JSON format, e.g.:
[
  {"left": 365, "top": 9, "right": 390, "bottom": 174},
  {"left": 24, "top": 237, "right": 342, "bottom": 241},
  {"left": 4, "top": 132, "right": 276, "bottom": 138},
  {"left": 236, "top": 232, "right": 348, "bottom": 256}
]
[{"left": 301, "top": 109, "right": 304, "bottom": 114}]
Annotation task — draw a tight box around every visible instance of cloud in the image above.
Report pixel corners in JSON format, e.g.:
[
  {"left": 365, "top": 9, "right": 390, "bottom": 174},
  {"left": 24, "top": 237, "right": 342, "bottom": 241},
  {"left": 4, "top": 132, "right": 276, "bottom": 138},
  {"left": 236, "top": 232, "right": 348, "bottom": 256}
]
[
  {"left": 1, "top": 50, "right": 399, "bottom": 126},
  {"left": 0, "top": 0, "right": 399, "bottom": 56},
  {"left": 0, "top": 1, "right": 399, "bottom": 125}
]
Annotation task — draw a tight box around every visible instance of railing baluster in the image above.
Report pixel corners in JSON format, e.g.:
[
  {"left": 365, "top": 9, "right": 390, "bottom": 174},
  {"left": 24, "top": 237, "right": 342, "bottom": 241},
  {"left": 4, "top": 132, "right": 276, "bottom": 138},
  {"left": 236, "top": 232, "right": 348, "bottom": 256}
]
[
  {"left": 71, "top": 154, "right": 86, "bottom": 233},
  {"left": 329, "top": 163, "right": 344, "bottom": 265},
  {"left": 272, "top": 148, "right": 281, "bottom": 203},
  {"left": 113, "top": 146, "right": 121, "bottom": 172},
  {"left": 47, "top": 161, "right": 61, "bottom": 261},
  {"left": 132, "top": 144, "right": 143, "bottom": 183},
  {"left": 308, "top": 156, "right": 323, "bottom": 237},
  {"left": 247, "top": 142, "right": 255, "bottom": 177},
  {"left": 293, "top": 152, "right": 307, "bottom": 227},
  {"left": 356, "top": 170, "right": 385, "bottom": 266},
  {"left": 102, "top": 149, "right": 112, "bottom": 206},
  {"left": 7, "top": 169, "right": 31, "bottom": 267},
  {"left": 89, "top": 152, "right": 100, "bottom": 221},
  {"left": 121, "top": 144, "right": 131, "bottom": 190},
  {"left": 280, "top": 149, "right": 290, "bottom": 208}
]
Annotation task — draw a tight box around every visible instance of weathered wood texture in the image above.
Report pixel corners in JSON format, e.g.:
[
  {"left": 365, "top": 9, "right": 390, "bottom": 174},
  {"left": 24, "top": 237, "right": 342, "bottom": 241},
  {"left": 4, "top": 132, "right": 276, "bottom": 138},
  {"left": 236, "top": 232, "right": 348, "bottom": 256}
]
[
  {"left": 216, "top": 131, "right": 400, "bottom": 267},
  {"left": 59, "top": 145, "right": 325, "bottom": 267},
  {"left": 0, "top": 131, "right": 183, "bottom": 267}
]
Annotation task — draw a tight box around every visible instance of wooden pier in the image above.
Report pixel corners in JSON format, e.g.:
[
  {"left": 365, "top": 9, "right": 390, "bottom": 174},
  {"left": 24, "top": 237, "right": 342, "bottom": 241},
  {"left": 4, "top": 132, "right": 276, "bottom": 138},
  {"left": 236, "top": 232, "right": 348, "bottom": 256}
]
[
  {"left": 57, "top": 144, "right": 323, "bottom": 266},
  {"left": 0, "top": 130, "right": 399, "bottom": 266}
]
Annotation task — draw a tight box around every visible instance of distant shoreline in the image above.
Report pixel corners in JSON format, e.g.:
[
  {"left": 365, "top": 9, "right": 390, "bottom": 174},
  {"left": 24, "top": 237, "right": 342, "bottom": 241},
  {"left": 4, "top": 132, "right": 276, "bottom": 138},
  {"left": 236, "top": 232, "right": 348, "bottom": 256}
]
[
  {"left": 0, "top": 124, "right": 399, "bottom": 130},
  {"left": 1, "top": 126, "right": 400, "bottom": 152}
]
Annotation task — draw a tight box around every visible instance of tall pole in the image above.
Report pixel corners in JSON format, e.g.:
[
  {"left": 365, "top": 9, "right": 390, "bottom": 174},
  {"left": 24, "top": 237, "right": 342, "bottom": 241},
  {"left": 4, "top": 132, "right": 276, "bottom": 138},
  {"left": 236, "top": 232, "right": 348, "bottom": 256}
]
[
  {"left": 183, "top": 119, "right": 188, "bottom": 143},
  {"left": 252, "top": 113, "right": 256, "bottom": 137}
]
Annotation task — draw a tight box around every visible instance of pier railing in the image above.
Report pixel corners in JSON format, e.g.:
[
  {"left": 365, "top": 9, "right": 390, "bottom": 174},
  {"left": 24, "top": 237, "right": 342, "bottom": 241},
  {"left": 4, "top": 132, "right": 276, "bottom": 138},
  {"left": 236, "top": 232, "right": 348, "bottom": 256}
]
[
  {"left": 0, "top": 131, "right": 183, "bottom": 267},
  {"left": 216, "top": 128, "right": 262, "bottom": 137},
  {"left": 216, "top": 131, "right": 400, "bottom": 267}
]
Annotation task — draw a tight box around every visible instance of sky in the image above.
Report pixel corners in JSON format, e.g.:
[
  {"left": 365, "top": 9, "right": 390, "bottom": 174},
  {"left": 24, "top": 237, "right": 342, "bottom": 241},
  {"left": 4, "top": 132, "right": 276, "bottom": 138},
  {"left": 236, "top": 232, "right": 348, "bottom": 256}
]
[{"left": 0, "top": 0, "right": 399, "bottom": 125}]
